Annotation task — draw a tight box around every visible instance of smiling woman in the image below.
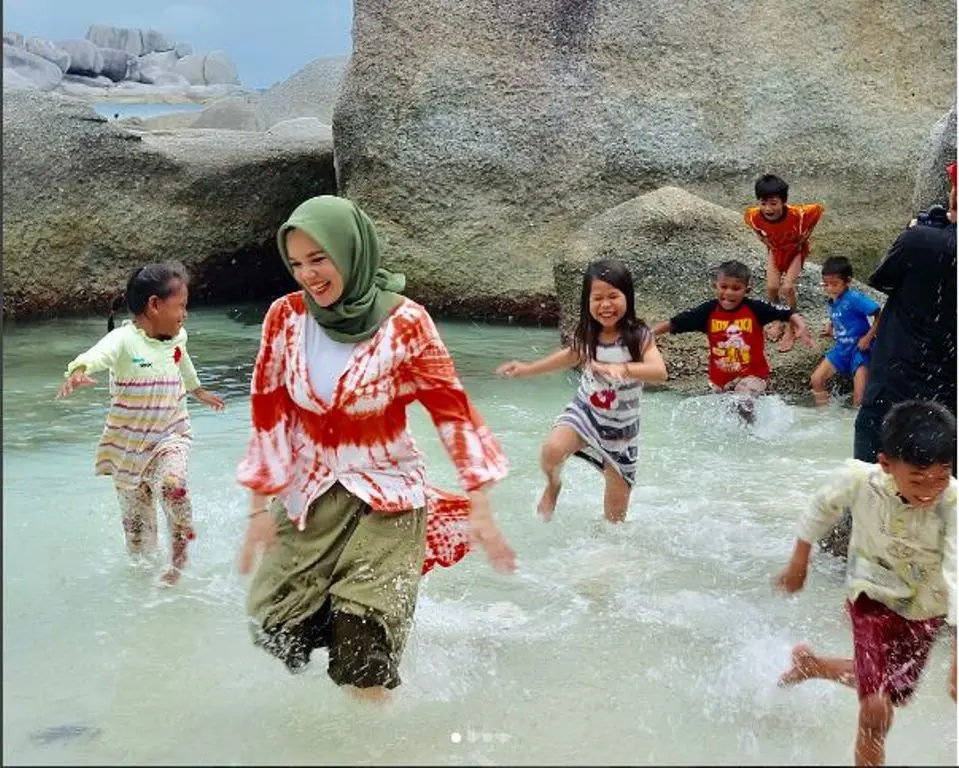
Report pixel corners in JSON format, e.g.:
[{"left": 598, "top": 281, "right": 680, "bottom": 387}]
[{"left": 236, "top": 195, "right": 517, "bottom": 704}]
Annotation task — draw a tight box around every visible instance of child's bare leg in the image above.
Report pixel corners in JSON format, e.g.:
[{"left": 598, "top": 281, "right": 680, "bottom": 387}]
[
  {"left": 538, "top": 426, "right": 582, "bottom": 520},
  {"left": 152, "top": 447, "right": 194, "bottom": 585},
  {"left": 810, "top": 359, "right": 837, "bottom": 406},
  {"left": 779, "top": 643, "right": 857, "bottom": 688},
  {"left": 766, "top": 257, "right": 784, "bottom": 341},
  {"left": 601, "top": 464, "right": 631, "bottom": 523},
  {"left": 346, "top": 685, "right": 392, "bottom": 705},
  {"left": 117, "top": 483, "right": 158, "bottom": 555},
  {"left": 777, "top": 257, "right": 803, "bottom": 352},
  {"left": 852, "top": 366, "right": 868, "bottom": 407},
  {"left": 856, "top": 693, "right": 894, "bottom": 767}
]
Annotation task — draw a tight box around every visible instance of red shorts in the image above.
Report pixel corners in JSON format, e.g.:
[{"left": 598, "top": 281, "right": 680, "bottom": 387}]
[
  {"left": 771, "top": 249, "right": 806, "bottom": 274},
  {"left": 848, "top": 593, "right": 945, "bottom": 705}
]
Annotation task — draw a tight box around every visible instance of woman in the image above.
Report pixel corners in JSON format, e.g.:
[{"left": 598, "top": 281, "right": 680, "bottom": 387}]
[{"left": 236, "top": 195, "right": 516, "bottom": 703}]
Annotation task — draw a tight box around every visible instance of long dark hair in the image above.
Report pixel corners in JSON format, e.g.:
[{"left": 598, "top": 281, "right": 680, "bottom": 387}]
[
  {"left": 107, "top": 261, "right": 189, "bottom": 332},
  {"left": 570, "top": 258, "right": 648, "bottom": 363}
]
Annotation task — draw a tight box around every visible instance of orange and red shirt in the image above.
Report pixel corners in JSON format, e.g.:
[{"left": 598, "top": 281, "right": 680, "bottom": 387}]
[
  {"left": 668, "top": 298, "right": 795, "bottom": 389},
  {"left": 236, "top": 292, "right": 508, "bottom": 573},
  {"left": 744, "top": 203, "right": 825, "bottom": 272}
]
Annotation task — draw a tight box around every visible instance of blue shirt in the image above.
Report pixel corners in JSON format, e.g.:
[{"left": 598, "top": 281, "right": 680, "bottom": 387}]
[{"left": 828, "top": 288, "right": 880, "bottom": 350}]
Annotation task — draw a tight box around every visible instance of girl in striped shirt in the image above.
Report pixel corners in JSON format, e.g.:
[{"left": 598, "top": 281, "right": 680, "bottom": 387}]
[
  {"left": 58, "top": 262, "right": 224, "bottom": 585},
  {"left": 496, "top": 259, "right": 668, "bottom": 523}
]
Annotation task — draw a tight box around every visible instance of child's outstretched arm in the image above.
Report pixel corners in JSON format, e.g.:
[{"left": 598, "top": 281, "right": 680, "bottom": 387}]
[
  {"left": 180, "top": 349, "right": 225, "bottom": 411},
  {"left": 776, "top": 464, "right": 862, "bottom": 592},
  {"left": 496, "top": 347, "right": 578, "bottom": 379},
  {"left": 57, "top": 329, "right": 126, "bottom": 399}
]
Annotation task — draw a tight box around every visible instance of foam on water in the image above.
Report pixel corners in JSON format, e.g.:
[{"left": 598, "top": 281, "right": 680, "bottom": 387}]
[{"left": 3, "top": 307, "right": 956, "bottom": 765}]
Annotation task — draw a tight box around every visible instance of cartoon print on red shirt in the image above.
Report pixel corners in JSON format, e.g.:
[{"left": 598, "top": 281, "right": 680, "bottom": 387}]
[{"left": 712, "top": 322, "right": 752, "bottom": 373}]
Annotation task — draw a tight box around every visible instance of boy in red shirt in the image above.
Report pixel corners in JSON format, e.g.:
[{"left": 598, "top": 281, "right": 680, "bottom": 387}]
[
  {"left": 653, "top": 260, "right": 813, "bottom": 421},
  {"left": 744, "top": 174, "right": 825, "bottom": 353}
]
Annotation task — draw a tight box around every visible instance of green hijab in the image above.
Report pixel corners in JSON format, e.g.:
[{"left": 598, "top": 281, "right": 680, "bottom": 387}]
[{"left": 277, "top": 196, "right": 406, "bottom": 343}]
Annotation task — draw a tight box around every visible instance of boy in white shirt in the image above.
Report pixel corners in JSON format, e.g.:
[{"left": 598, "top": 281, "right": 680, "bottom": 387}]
[{"left": 776, "top": 400, "right": 956, "bottom": 767}]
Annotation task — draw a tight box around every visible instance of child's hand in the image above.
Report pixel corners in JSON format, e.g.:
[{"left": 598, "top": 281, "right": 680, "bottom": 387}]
[
  {"left": 775, "top": 559, "right": 808, "bottom": 593},
  {"left": 193, "top": 388, "right": 226, "bottom": 411},
  {"left": 857, "top": 336, "right": 873, "bottom": 352},
  {"left": 820, "top": 322, "right": 833, "bottom": 338},
  {"left": 57, "top": 368, "right": 96, "bottom": 399},
  {"left": 591, "top": 361, "right": 627, "bottom": 382},
  {"left": 495, "top": 360, "right": 527, "bottom": 378}
]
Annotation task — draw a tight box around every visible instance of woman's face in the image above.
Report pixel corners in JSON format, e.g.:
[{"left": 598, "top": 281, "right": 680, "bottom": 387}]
[{"left": 285, "top": 229, "right": 344, "bottom": 307}]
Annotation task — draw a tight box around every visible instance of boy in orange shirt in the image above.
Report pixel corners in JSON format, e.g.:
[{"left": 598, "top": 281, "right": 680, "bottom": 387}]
[{"left": 744, "top": 174, "right": 825, "bottom": 353}]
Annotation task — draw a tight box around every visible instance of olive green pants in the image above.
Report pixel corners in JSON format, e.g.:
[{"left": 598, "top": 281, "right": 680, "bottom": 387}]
[{"left": 247, "top": 484, "right": 427, "bottom": 689}]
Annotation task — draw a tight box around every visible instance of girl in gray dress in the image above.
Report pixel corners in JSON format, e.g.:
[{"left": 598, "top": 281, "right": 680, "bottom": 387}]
[{"left": 496, "top": 259, "right": 667, "bottom": 523}]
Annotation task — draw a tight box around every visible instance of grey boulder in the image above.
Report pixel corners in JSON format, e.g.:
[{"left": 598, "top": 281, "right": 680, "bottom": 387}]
[
  {"left": 912, "top": 105, "right": 957, "bottom": 213},
  {"left": 23, "top": 37, "right": 70, "bottom": 73},
  {"left": 55, "top": 39, "right": 103, "bottom": 76},
  {"left": 99, "top": 47, "right": 135, "bottom": 82},
  {"left": 86, "top": 25, "right": 143, "bottom": 56},
  {"left": 3, "top": 44, "right": 63, "bottom": 90}
]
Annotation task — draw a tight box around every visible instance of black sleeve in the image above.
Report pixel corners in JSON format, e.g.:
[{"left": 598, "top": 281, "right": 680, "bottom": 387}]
[
  {"left": 868, "top": 227, "right": 915, "bottom": 295},
  {"left": 744, "top": 298, "right": 794, "bottom": 326},
  {"left": 669, "top": 300, "right": 717, "bottom": 335}
]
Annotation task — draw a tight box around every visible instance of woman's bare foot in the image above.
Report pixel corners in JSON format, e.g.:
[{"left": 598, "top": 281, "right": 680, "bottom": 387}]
[
  {"left": 777, "top": 326, "right": 796, "bottom": 353},
  {"left": 537, "top": 480, "right": 561, "bottom": 521},
  {"left": 766, "top": 321, "right": 784, "bottom": 342},
  {"left": 778, "top": 644, "right": 820, "bottom": 687}
]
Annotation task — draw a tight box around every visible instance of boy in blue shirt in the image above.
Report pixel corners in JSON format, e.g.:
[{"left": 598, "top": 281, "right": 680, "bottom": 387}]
[{"left": 811, "top": 256, "right": 881, "bottom": 406}]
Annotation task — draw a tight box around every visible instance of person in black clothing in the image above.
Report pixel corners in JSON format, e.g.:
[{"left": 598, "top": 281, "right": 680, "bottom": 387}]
[{"left": 822, "top": 162, "right": 957, "bottom": 557}]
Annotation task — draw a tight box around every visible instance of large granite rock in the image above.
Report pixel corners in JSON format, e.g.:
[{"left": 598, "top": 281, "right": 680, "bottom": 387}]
[
  {"left": 334, "top": 0, "right": 955, "bottom": 319},
  {"left": 99, "top": 47, "right": 135, "bottom": 82},
  {"left": 553, "top": 187, "right": 883, "bottom": 398},
  {"left": 255, "top": 56, "right": 347, "bottom": 129},
  {"left": 3, "top": 45, "right": 63, "bottom": 91},
  {"left": 85, "top": 25, "right": 174, "bottom": 56},
  {"left": 55, "top": 39, "right": 103, "bottom": 76},
  {"left": 174, "top": 52, "right": 239, "bottom": 86},
  {"left": 191, "top": 96, "right": 263, "bottom": 130},
  {"left": 912, "top": 105, "right": 957, "bottom": 212},
  {"left": 23, "top": 37, "right": 70, "bottom": 73},
  {"left": 2, "top": 91, "right": 336, "bottom": 318}
]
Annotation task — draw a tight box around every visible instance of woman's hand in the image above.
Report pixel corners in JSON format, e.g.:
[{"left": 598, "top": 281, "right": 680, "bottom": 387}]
[
  {"left": 468, "top": 490, "right": 516, "bottom": 574},
  {"left": 192, "top": 387, "right": 226, "bottom": 411},
  {"left": 495, "top": 360, "right": 528, "bottom": 378},
  {"left": 57, "top": 367, "right": 96, "bottom": 399},
  {"left": 238, "top": 497, "right": 277, "bottom": 574}
]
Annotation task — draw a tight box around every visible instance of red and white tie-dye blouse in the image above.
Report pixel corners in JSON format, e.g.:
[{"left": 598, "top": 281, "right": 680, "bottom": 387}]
[{"left": 236, "top": 292, "right": 509, "bottom": 573}]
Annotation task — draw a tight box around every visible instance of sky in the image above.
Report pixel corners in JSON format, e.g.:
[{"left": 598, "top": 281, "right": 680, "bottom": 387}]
[{"left": 3, "top": 0, "right": 354, "bottom": 89}]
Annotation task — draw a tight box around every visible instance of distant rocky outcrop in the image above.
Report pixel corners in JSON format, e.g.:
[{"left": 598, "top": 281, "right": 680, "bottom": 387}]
[
  {"left": 2, "top": 24, "right": 244, "bottom": 100},
  {"left": 2, "top": 91, "right": 336, "bottom": 318},
  {"left": 553, "top": 186, "right": 884, "bottom": 398},
  {"left": 120, "top": 57, "right": 344, "bottom": 143}
]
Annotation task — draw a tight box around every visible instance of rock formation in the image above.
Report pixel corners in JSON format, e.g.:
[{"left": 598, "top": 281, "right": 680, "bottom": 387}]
[
  {"left": 334, "top": 0, "right": 955, "bottom": 321},
  {"left": 2, "top": 24, "right": 243, "bottom": 99},
  {"left": 2, "top": 91, "right": 335, "bottom": 318}
]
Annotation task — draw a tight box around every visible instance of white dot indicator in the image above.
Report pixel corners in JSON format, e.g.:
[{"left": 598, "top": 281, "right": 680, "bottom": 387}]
[{"left": 450, "top": 732, "right": 462, "bottom": 744}]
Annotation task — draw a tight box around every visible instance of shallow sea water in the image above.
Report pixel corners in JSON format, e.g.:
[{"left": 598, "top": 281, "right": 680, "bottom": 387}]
[{"left": 3, "top": 306, "right": 956, "bottom": 765}]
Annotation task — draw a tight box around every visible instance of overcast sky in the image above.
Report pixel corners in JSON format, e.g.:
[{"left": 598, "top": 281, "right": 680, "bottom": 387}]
[{"left": 4, "top": 0, "right": 354, "bottom": 88}]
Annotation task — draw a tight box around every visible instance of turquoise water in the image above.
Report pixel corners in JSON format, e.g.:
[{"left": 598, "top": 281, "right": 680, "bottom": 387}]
[
  {"left": 90, "top": 102, "right": 206, "bottom": 120},
  {"left": 2, "top": 306, "right": 956, "bottom": 765}
]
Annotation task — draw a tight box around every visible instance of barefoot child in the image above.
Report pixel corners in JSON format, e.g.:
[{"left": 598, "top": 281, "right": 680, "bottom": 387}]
[
  {"left": 57, "top": 262, "right": 225, "bottom": 584},
  {"left": 744, "top": 174, "right": 825, "bottom": 352},
  {"left": 496, "top": 258, "right": 667, "bottom": 523},
  {"left": 777, "top": 400, "right": 957, "bottom": 767},
  {"left": 651, "top": 260, "right": 813, "bottom": 422},
  {"left": 811, "top": 256, "right": 881, "bottom": 407}
]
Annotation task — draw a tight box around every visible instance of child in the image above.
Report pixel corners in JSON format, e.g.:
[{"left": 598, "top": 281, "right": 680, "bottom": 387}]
[
  {"left": 744, "top": 174, "right": 825, "bottom": 353},
  {"left": 651, "top": 260, "right": 813, "bottom": 421},
  {"left": 57, "top": 262, "right": 225, "bottom": 585},
  {"left": 811, "top": 256, "right": 881, "bottom": 407},
  {"left": 496, "top": 258, "right": 667, "bottom": 523},
  {"left": 776, "top": 400, "right": 957, "bottom": 767}
]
